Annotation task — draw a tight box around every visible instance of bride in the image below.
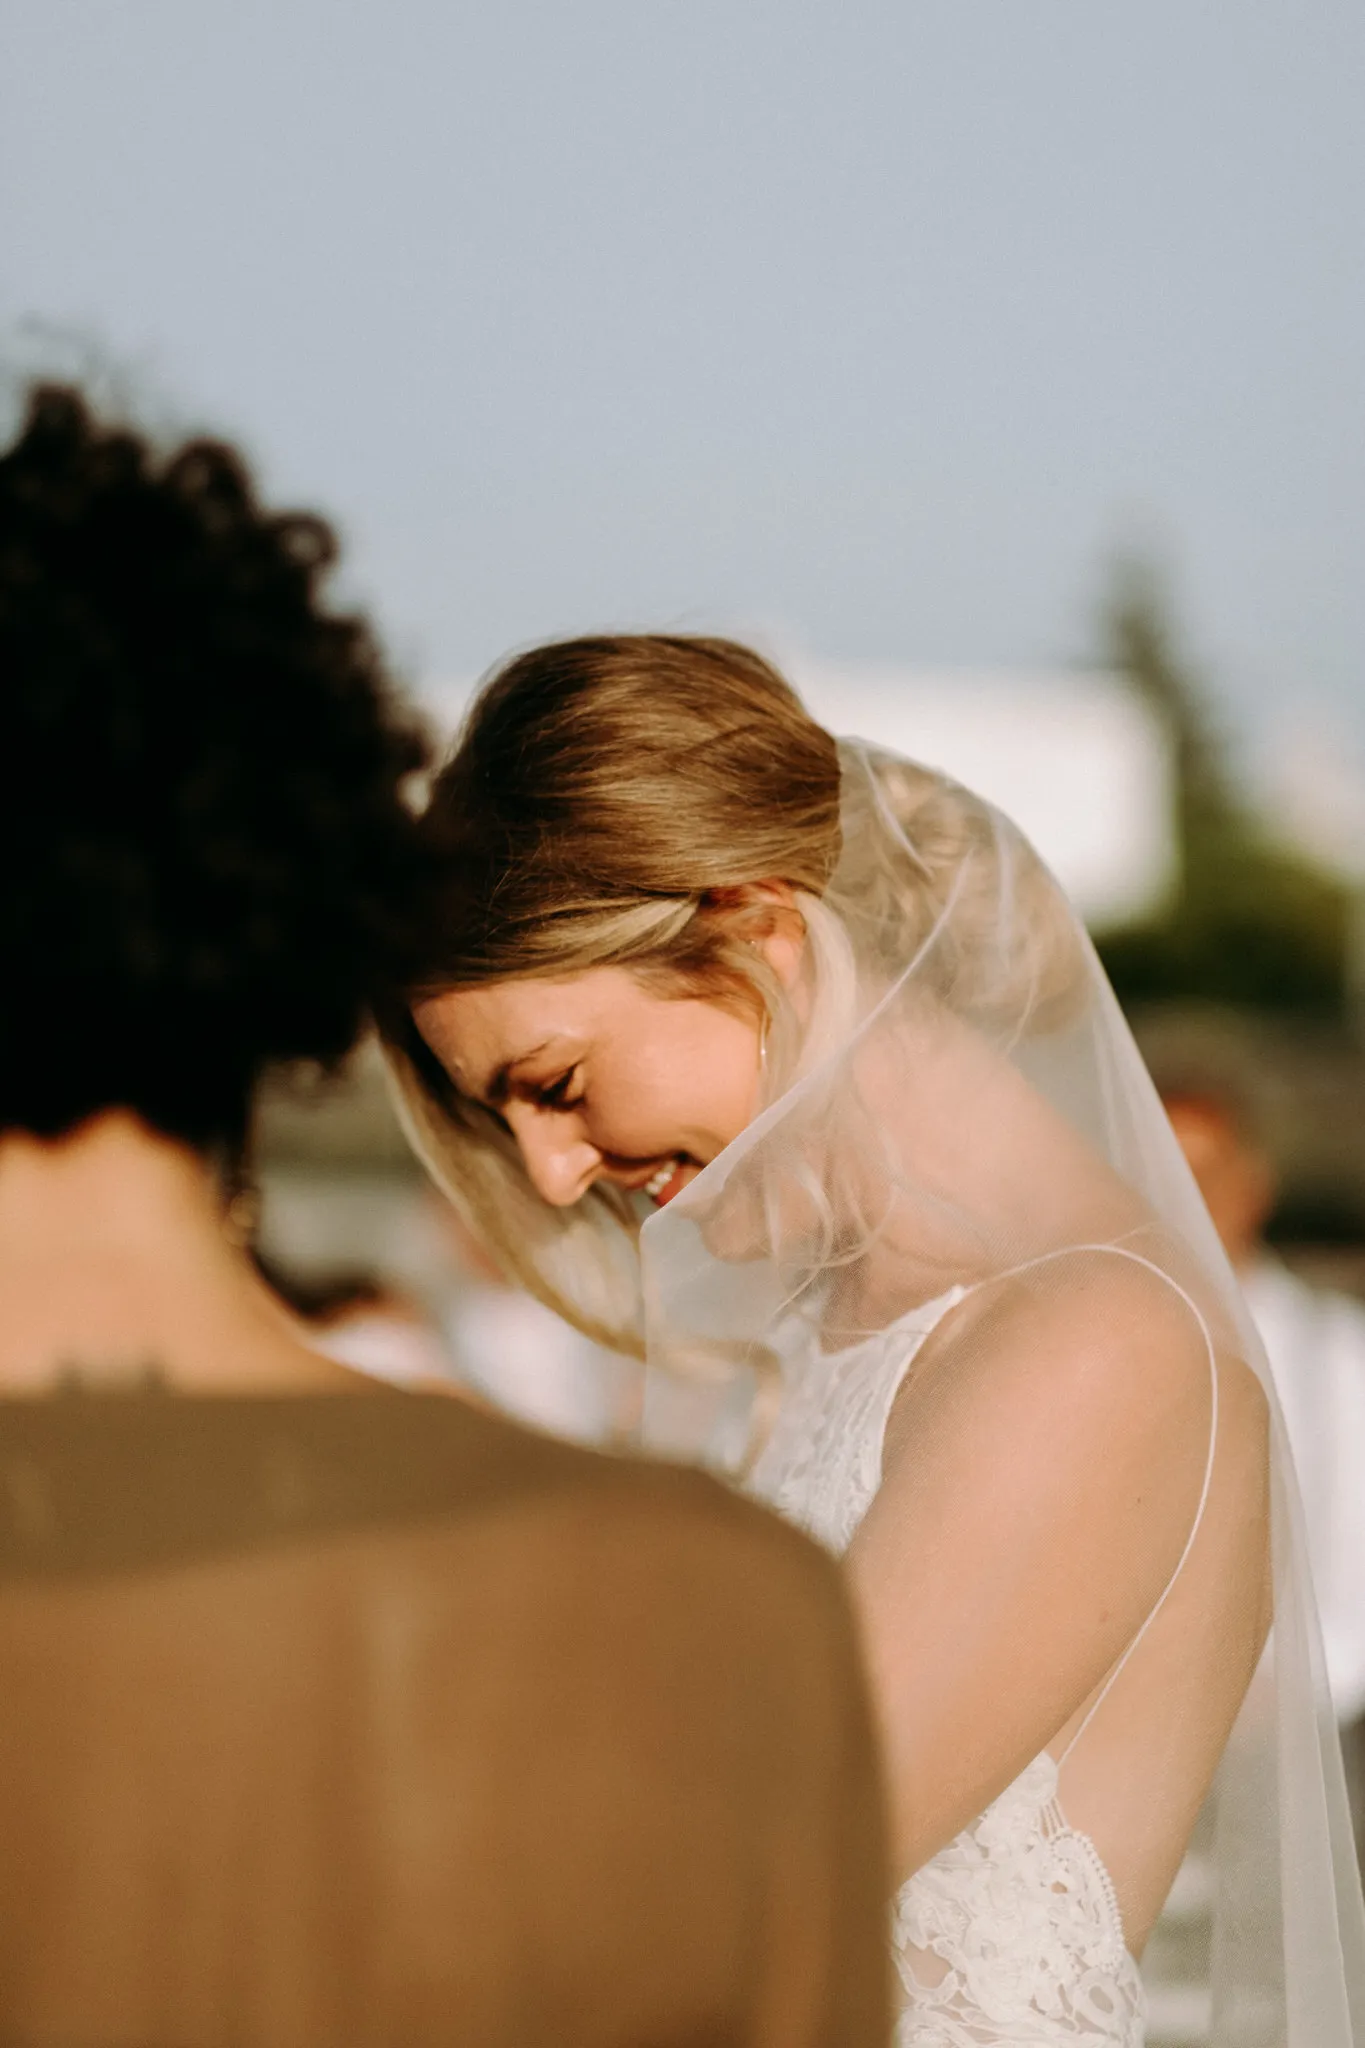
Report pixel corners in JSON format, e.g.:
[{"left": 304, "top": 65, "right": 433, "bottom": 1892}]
[{"left": 384, "top": 633, "right": 1365, "bottom": 2045}]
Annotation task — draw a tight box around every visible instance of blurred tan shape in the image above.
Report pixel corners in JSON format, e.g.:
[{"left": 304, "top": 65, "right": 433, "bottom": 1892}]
[{"left": 0, "top": 1386, "right": 889, "bottom": 2048}]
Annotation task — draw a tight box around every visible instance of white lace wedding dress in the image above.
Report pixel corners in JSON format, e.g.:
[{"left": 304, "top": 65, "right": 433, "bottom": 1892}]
[{"left": 747, "top": 1288, "right": 1149, "bottom": 2048}]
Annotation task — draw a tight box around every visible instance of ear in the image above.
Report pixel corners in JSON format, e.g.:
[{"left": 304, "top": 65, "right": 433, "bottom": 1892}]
[{"left": 703, "top": 881, "right": 806, "bottom": 989}]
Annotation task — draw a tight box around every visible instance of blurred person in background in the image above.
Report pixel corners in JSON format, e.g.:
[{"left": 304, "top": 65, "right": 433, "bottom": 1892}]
[
  {"left": 254, "top": 1215, "right": 638, "bottom": 1436},
  {"left": 0, "top": 388, "right": 892, "bottom": 2048},
  {"left": 253, "top": 1252, "right": 459, "bottom": 1389},
  {"left": 386, "top": 633, "right": 1365, "bottom": 2048}
]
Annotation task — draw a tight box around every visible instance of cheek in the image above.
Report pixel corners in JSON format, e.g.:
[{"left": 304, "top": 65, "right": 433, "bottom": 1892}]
[
  {"left": 587, "top": 1008, "right": 761, "bottom": 1155},
  {"left": 706, "top": 1018, "right": 765, "bottom": 1136},
  {"left": 589, "top": 1050, "right": 702, "bottom": 1153},
  {"left": 651, "top": 1007, "right": 762, "bottom": 1144}
]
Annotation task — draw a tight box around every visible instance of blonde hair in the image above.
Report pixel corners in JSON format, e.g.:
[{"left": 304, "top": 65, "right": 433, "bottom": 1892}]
[{"left": 382, "top": 635, "right": 1085, "bottom": 1354}]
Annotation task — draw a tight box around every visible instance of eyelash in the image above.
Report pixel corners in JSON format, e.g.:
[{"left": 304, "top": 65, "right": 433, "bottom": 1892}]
[{"left": 536, "top": 1067, "right": 583, "bottom": 1111}]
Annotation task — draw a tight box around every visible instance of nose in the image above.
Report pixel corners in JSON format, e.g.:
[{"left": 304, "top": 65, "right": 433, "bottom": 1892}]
[{"left": 506, "top": 1106, "right": 600, "bottom": 1208}]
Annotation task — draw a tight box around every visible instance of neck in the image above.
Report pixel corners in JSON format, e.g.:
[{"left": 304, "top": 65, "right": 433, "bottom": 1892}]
[{"left": 0, "top": 1111, "right": 358, "bottom": 1395}]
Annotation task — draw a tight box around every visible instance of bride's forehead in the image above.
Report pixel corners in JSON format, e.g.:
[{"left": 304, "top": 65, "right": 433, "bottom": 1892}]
[{"left": 416, "top": 967, "right": 646, "bottom": 1051}]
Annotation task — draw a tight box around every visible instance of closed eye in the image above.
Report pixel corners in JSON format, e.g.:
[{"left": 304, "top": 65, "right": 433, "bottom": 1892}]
[{"left": 536, "top": 1066, "right": 583, "bottom": 1111}]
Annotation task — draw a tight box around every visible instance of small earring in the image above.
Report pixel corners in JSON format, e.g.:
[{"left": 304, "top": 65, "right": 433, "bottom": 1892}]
[{"left": 222, "top": 1185, "right": 261, "bottom": 1249}]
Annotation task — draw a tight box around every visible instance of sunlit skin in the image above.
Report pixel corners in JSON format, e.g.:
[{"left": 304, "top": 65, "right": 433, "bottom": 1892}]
[
  {"left": 0, "top": 1111, "right": 365, "bottom": 1395},
  {"left": 415, "top": 967, "right": 767, "bottom": 1210},
  {"left": 414, "top": 888, "right": 805, "bottom": 1212}
]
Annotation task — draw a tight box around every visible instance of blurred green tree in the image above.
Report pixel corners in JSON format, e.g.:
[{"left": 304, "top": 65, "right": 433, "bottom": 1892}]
[{"left": 1093, "top": 561, "right": 1351, "bottom": 1015}]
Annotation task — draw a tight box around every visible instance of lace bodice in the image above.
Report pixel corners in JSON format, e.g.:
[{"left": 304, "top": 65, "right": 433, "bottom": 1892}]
[{"left": 746, "top": 1295, "right": 1147, "bottom": 2047}]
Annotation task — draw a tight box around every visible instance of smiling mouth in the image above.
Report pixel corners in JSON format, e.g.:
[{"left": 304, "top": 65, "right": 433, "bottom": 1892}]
[{"left": 642, "top": 1157, "right": 691, "bottom": 1206}]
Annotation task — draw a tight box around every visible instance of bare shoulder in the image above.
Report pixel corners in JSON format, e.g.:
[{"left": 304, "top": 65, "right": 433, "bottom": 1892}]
[
  {"left": 360, "top": 1439, "right": 890, "bottom": 2045},
  {"left": 427, "top": 1449, "right": 879, "bottom": 1849},
  {"left": 523, "top": 1454, "right": 860, "bottom": 1673},
  {"left": 361, "top": 1391, "right": 857, "bottom": 1669},
  {"left": 850, "top": 1247, "right": 1268, "bottom": 1890},
  {"left": 887, "top": 1245, "right": 1229, "bottom": 1471}
]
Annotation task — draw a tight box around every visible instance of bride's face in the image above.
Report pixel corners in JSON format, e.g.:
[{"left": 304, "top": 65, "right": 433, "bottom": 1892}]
[{"left": 413, "top": 967, "right": 766, "bottom": 1210}]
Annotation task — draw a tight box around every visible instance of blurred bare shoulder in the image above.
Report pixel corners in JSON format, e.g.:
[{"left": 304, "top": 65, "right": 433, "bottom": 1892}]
[
  {"left": 368, "top": 1419, "right": 893, "bottom": 2048},
  {"left": 391, "top": 1403, "right": 878, "bottom": 1753}
]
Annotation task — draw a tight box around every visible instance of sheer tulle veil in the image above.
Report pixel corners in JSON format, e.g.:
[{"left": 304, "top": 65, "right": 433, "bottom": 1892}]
[{"left": 634, "top": 740, "right": 1365, "bottom": 2046}]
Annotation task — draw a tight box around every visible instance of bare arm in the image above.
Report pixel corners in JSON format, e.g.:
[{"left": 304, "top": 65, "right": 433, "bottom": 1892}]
[{"left": 846, "top": 1254, "right": 1222, "bottom": 1883}]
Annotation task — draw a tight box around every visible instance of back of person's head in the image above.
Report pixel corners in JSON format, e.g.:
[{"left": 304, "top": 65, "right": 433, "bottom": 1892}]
[{"left": 0, "top": 383, "right": 431, "bottom": 1155}]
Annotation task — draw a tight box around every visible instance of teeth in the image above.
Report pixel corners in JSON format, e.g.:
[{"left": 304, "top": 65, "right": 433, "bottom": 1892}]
[{"left": 644, "top": 1160, "right": 678, "bottom": 1201}]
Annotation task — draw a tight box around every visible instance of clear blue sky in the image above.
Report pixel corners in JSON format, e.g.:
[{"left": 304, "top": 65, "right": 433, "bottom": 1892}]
[{"left": 4, "top": 1, "right": 1363, "bottom": 763}]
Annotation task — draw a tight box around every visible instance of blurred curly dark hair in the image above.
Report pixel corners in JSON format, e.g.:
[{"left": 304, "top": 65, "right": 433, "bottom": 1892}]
[{"left": 0, "top": 383, "right": 433, "bottom": 1152}]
